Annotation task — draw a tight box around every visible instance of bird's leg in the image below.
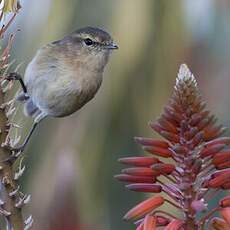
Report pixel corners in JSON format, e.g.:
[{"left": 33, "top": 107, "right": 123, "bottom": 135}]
[
  {"left": 1, "top": 122, "right": 38, "bottom": 163},
  {"left": 2, "top": 113, "right": 46, "bottom": 163},
  {"left": 13, "top": 113, "right": 46, "bottom": 152},
  {"left": 6, "top": 72, "right": 27, "bottom": 94},
  {"left": 16, "top": 121, "right": 38, "bottom": 152}
]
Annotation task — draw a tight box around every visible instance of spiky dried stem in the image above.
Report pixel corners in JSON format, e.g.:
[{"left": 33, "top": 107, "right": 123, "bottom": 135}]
[
  {"left": 0, "top": 88, "right": 23, "bottom": 229},
  {"left": 0, "top": 3, "right": 26, "bottom": 229}
]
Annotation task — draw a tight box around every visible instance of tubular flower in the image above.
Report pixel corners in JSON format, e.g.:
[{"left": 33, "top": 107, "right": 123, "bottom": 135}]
[{"left": 116, "top": 64, "right": 230, "bottom": 229}]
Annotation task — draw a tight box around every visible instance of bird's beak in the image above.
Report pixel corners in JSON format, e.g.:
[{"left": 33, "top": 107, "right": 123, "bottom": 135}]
[{"left": 105, "top": 42, "right": 119, "bottom": 50}]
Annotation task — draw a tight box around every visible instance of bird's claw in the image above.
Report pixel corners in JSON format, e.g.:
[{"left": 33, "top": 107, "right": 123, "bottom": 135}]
[
  {"left": 0, "top": 145, "right": 23, "bottom": 164},
  {"left": 2, "top": 144, "right": 24, "bottom": 154},
  {"left": 5, "top": 72, "right": 20, "bottom": 81}
]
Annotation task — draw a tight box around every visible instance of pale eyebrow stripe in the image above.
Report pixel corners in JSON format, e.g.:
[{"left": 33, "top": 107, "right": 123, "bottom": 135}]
[{"left": 79, "top": 33, "right": 101, "bottom": 43}]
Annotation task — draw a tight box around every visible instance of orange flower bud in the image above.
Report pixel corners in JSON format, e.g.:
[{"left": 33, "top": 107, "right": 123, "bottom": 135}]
[
  {"left": 157, "top": 117, "right": 178, "bottom": 134},
  {"left": 122, "top": 167, "right": 160, "bottom": 177},
  {"left": 220, "top": 208, "right": 230, "bottom": 225},
  {"left": 197, "top": 117, "right": 212, "bottom": 131},
  {"left": 118, "top": 157, "right": 160, "bottom": 167},
  {"left": 211, "top": 217, "right": 230, "bottom": 230},
  {"left": 151, "top": 163, "right": 175, "bottom": 175},
  {"left": 165, "top": 219, "right": 183, "bottom": 230},
  {"left": 155, "top": 215, "right": 170, "bottom": 226},
  {"left": 208, "top": 172, "right": 230, "bottom": 188},
  {"left": 190, "top": 113, "right": 202, "bottom": 126},
  {"left": 184, "top": 127, "right": 198, "bottom": 140},
  {"left": 123, "top": 196, "right": 164, "bottom": 220},
  {"left": 136, "top": 222, "right": 144, "bottom": 230},
  {"left": 216, "top": 161, "right": 230, "bottom": 170},
  {"left": 206, "top": 137, "right": 230, "bottom": 147},
  {"left": 159, "top": 130, "right": 180, "bottom": 143},
  {"left": 220, "top": 196, "right": 230, "bottom": 208},
  {"left": 222, "top": 181, "right": 230, "bottom": 190},
  {"left": 126, "top": 183, "right": 162, "bottom": 193},
  {"left": 115, "top": 174, "right": 155, "bottom": 183},
  {"left": 134, "top": 137, "right": 169, "bottom": 148},
  {"left": 172, "top": 145, "right": 188, "bottom": 154},
  {"left": 204, "top": 125, "right": 227, "bottom": 141},
  {"left": 191, "top": 131, "right": 204, "bottom": 147},
  {"left": 200, "top": 144, "right": 226, "bottom": 158},
  {"left": 212, "top": 151, "right": 230, "bottom": 166},
  {"left": 143, "top": 215, "right": 157, "bottom": 230},
  {"left": 164, "top": 105, "right": 183, "bottom": 123},
  {"left": 162, "top": 113, "right": 179, "bottom": 127},
  {"left": 143, "top": 146, "right": 173, "bottom": 158}
]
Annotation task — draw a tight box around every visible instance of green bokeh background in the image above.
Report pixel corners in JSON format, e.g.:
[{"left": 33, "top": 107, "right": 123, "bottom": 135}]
[{"left": 2, "top": 0, "right": 230, "bottom": 229}]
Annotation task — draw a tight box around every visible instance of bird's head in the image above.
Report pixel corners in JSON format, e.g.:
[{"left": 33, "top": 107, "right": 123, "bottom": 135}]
[
  {"left": 73, "top": 27, "right": 118, "bottom": 51},
  {"left": 62, "top": 27, "right": 118, "bottom": 71}
]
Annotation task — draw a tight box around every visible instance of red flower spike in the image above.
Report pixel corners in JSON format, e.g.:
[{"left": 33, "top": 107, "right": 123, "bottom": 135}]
[
  {"left": 220, "top": 208, "right": 230, "bottom": 225},
  {"left": 118, "top": 157, "right": 160, "bottom": 167},
  {"left": 123, "top": 196, "right": 164, "bottom": 220},
  {"left": 210, "top": 217, "right": 230, "bottom": 230},
  {"left": 126, "top": 183, "right": 162, "bottom": 193},
  {"left": 143, "top": 215, "right": 156, "bottom": 230},
  {"left": 165, "top": 219, "right": 184, "bottom": 230},
  {"left": 116, "top": 64, "right": 230, "bottom": 229}
]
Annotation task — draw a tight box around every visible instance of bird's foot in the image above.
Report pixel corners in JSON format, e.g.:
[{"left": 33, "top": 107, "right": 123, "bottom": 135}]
[
  {"left": 5, "top": 72, "right": 28, "bottom": 93},
  {"left": 1, "top": 144, "right": 24, "bottom": 163},
  {"left": 5, "top": 72, "right": 21, "bottom": 81}
]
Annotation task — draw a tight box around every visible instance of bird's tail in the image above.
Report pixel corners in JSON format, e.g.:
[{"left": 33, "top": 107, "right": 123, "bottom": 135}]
[{"left": 16, "top": 91, "right": 39, "bottom": 117}]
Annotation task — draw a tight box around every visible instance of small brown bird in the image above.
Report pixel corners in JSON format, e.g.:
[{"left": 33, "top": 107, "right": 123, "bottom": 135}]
[{"left": 7, "top": 26, "right": 118, "bottom": 151}]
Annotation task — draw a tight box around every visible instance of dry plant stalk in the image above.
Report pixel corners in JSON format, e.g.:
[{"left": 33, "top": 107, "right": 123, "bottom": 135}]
[
  {"left": 116, "top": 64, "right": 230, "bottom": 230},
  {"left": 0, "top": 1, "right": 32, "bottom": 229}
]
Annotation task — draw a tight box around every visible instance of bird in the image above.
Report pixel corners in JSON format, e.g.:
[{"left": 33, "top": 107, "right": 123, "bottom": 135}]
[{"left": 6, "top": 26, "right": 118, "bottom": 152}]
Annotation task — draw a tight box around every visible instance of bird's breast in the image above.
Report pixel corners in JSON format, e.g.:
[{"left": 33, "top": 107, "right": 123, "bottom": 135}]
[{"left": 29, "top": 66, "right": 103, "bottom": 117}]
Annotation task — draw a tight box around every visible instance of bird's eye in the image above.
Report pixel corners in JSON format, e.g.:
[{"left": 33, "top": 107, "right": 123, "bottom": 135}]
[{"left": 84, "top": 38, "right": 93, "bottom": 46}]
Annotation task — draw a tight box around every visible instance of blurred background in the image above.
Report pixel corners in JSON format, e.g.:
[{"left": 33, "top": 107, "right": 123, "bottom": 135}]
[{"left": 2, "top": 0, "right": 230, "bottom": 229}]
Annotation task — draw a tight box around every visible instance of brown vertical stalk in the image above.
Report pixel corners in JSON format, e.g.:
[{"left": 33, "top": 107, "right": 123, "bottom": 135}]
[
  {"left": 0, "top": 89, "right": 23, "bottom": 229},
  {"left": 0, "top": 2, "right": 27, "bottom": 229}
]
